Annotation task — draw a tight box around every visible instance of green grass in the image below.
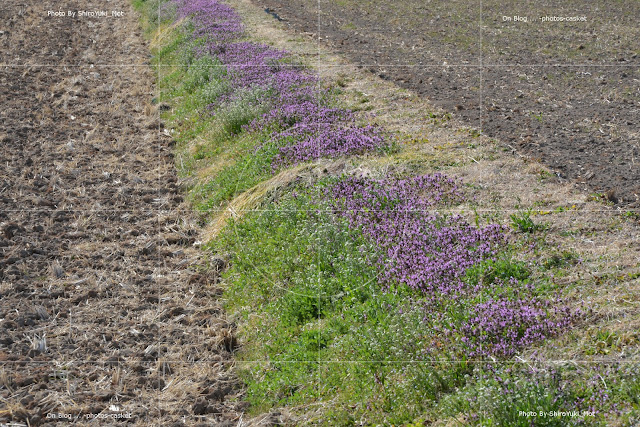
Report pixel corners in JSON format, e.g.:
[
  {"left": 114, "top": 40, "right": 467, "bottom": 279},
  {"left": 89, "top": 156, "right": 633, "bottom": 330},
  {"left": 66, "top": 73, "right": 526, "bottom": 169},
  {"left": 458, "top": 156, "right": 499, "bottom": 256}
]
[
  {"left": 441, "top": 363, "right": 640, "bottom": 426},
  {"left": 209, "top": 190, "right": 477, "bottom": 423},
  {"left": 510, "top": 208, "right": 548, "bottom": 233},
  {"left": 141, "top": 17, "right": 285, "bottom": 210},
  {"left": 140, "top": 9, "right": 365, "bottom": 214},
  {"left": 206, "top": 187, "right": 624, "bottom": 425},
  {"left": 133, "top": 1, "right": 640, "bottom": 425}
]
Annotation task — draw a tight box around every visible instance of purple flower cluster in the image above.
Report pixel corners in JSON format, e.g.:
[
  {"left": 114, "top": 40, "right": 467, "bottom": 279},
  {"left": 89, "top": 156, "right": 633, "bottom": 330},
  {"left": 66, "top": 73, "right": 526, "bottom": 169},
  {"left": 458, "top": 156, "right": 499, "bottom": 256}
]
[
  {"left": 175, "top": 0, "right": 243, "bottom": 44},
  {"left": 453, "top": 291, "right": 576, "bottom": 358},
  {"left": 273, "top": 116, "right": 383, "bottom": 167},
  {"left": 326, "top": 174, "right": 577, "bottom": 357},
  {"left": 173, "top": 0, "right": 385, "bottom": 165},
  {"left": 326, "top": 174, "right": 505, "bottom": 295}
]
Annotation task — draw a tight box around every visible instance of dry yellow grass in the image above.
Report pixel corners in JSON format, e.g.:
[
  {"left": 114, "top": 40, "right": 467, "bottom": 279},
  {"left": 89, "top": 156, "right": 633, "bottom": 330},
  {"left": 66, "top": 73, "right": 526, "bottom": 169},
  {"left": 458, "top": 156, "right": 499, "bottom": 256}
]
[{"left": 203, "top": 163, "right": 313, "bottom": 241}]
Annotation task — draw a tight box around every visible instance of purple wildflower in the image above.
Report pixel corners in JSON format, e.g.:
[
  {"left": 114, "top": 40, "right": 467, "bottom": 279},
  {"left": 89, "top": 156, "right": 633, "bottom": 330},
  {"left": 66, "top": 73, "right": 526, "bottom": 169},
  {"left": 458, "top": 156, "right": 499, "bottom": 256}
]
[{"left": 173, "top": 0, "right": 386, "bottom": 166}]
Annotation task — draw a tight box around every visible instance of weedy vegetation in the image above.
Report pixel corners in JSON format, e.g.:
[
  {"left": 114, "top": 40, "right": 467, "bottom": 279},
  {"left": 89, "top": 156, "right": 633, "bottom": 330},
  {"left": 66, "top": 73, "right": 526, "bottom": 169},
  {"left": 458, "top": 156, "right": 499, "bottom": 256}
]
[{"left": 134, "top": 0, "right": 640, "bottom": 424}]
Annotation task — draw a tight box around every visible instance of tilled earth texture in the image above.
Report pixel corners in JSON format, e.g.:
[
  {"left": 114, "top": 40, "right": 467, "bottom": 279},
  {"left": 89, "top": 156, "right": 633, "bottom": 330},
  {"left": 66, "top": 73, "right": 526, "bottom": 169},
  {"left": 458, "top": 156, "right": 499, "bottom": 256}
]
[
  {"left": 0, "top": 1, "right": 243, "bottom": 425},
  {"left": 255, "top": 0, "right": 640, "bottom": 206}
]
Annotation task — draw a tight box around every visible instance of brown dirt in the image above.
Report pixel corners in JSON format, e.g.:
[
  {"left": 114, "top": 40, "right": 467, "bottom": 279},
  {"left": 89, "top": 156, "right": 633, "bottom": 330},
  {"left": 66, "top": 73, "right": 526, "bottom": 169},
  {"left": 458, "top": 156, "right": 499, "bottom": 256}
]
[
  {"left": 250, "top": 0, "right": 640, "bottom": 207},
  {"left": 0, "top": 1, "right": 244, "bottom": 425}
]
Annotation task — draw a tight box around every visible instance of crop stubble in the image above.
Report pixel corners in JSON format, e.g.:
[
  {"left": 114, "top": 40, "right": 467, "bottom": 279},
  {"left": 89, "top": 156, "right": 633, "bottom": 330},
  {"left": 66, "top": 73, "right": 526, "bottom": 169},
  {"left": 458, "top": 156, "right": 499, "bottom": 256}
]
[{"left": 0, "top": 0, "right": 242, "bottom": 425}]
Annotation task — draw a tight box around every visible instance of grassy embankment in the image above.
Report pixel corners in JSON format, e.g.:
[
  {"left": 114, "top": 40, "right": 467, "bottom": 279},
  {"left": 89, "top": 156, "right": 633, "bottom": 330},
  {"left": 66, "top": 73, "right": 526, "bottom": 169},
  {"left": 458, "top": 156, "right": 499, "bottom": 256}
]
[{"left": 133, "top": 0, "right": 640, "bottom": 425}]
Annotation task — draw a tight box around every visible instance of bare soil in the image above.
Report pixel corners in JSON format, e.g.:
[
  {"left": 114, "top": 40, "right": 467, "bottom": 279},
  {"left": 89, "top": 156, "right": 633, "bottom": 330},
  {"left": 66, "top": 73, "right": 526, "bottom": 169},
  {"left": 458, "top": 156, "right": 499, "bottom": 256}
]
[
  {"left": 251, "top": 0, "right": 640, "bottom": 206},
  {"left": 0, "top": 1, "right": 243, "bottom": 425}
]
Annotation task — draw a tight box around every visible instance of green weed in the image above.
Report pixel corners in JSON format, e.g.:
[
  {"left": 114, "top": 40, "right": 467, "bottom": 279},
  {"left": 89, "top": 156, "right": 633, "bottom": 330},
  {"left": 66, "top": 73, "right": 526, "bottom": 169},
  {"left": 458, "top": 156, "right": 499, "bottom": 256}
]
[{"left": 511, "top": 208, "right": 547, "bottom": 233}]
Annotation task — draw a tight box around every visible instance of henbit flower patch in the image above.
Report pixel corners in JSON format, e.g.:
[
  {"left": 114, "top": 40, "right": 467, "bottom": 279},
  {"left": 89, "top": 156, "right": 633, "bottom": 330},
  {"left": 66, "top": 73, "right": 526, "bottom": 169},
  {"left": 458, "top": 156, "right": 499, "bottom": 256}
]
[
  {"left": 325, "top": 174, "right": 578, "bottom": 357},
  {"left": 452, "top": 291, "right": 577, "bottom": 358},
  {"left": 326, "top": 174, "right": 503, "bottom": 295},
  {"left": 173, "top": 0, "right": 386, "bottom": 166}
]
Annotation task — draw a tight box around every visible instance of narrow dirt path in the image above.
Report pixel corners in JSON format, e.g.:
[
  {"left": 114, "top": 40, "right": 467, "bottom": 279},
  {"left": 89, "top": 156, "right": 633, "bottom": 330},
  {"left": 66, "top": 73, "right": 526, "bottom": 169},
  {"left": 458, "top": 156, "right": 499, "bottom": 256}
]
[{"left": 1, "top": 1, "right": 242, "bottom": 425}]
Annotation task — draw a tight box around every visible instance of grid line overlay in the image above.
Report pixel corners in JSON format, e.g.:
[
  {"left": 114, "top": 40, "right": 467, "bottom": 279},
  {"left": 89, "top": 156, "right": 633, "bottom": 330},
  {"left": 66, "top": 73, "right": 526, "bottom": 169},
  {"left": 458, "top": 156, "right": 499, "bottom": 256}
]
[
  {"left": 1, "top": 0, "right": 638, "bottom": 423},
  {"left": 0, "top": 8, "right": 636, "bottom": 329}
]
